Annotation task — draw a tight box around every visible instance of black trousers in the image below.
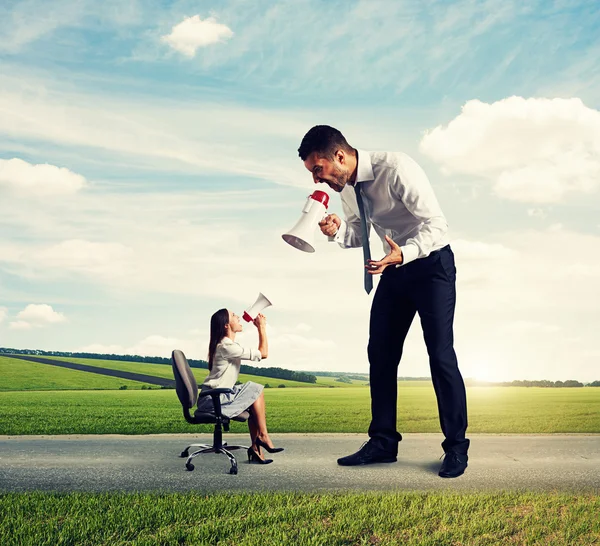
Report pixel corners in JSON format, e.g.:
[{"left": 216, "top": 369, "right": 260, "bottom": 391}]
[{"left": 367, "top": 245, "right": 469, "bottom": 455}]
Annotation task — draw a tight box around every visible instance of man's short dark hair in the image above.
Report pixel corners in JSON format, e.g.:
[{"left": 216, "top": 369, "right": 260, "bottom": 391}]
[{"left": 298, "top": 125, "right": 354, "bottom": 161}]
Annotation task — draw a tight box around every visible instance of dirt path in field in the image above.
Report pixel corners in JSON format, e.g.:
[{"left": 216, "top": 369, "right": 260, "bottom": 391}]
[
  {"left": 6, "top": 354, "right": 175, "bottom": 388},
  {"left": 0, "top": 433, "right": 598, "bottom": 493}
]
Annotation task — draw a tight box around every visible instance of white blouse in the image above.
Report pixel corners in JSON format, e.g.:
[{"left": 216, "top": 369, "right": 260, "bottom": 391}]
[
  {"left": 202, "top": 336, "right": 262, "bottom": 390},
  {"left": 331, "top": 149, "right": 449, "bottom": 265}
]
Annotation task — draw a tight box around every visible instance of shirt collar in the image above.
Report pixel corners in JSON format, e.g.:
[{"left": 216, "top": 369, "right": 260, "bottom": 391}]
[
  {"left": 355, "top": 149, "right": 374, "bottom": 184},
  {"left": 220, "top": 337, "right": 234, "bottom": 345}
]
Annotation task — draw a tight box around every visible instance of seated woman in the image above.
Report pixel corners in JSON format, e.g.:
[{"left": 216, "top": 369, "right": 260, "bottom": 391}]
[{"left": 197, "top": 308, "right": 283, "bottom": 464}]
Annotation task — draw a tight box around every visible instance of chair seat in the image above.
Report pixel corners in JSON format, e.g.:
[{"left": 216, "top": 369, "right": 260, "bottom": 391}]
[
  {"left": 234, "top": 410, "right": 250, "bottom": 422},
  {"left": 193, "top": 409, "right": 250, "bottom": 423}
]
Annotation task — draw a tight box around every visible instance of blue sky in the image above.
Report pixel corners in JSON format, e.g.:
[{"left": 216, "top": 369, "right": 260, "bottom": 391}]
[{"left": 1, "top": 0, "right": 599, "bottom": 381}]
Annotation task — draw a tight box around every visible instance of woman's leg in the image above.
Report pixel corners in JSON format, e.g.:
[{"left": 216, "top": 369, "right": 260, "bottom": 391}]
[
  {"left": 249, "top": 391, "right": 276, "bottom": 448},
  {"left": 247, "top": 413, "right": 259, "bottom": 448}
]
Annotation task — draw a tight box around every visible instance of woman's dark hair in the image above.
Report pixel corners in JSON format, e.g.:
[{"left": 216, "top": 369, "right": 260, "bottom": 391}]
[
  {"left": 298, "top": 125, "right": 354, "bottom": 161},
  {"left": 208, "top": 308, "right": 229, "bottom": 371}
]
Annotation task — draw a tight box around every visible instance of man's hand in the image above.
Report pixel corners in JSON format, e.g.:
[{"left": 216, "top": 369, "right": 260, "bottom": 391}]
[
  {"left": 366, "top": 235, "right": 403, "bottom": 275},
  {"left": 318, "top": 214, "right": 341, "bottom": 237}
]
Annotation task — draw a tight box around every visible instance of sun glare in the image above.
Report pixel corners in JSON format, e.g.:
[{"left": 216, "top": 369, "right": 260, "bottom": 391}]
[{"left": 462, "top": 351, "right": 508, "bottom": 383}]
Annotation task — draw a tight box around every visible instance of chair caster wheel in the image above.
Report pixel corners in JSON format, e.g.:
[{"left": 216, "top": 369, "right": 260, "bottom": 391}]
[
  {"left": 180, "top": 450, "right": 189, "bottom": 458},
  {"left": 186, "top": 463, "right": 195, "bottom": 471}
]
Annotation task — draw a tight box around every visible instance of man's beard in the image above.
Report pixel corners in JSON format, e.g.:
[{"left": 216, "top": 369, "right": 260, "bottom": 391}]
[{"left": 330, "top": 165, "right": 349, "bottom": 191}]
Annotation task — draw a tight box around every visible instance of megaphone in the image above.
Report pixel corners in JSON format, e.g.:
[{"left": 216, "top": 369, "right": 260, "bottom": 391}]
[
  {"left": 282, "top": 190, "right": 330, "bottom": 253},
  {"left": 242, "top": 292, "right": 273, "bottom": 322}
]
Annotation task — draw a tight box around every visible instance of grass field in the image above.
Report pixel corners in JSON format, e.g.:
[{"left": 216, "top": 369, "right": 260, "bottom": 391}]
[
  {"left": 0, "top": 356, "right": 154, "bottom": 391},
  {"left": 1, "top": 384, "right": 599, "bottom": 435},
  {"left": 1, "top": 358, "right": 597, "bottom": 544},
  {"left": 0, "top": 491, "right": 597, "bottom": 545},
  {"left": 28, "top": 355, "right": 367, "bottom": 388}
]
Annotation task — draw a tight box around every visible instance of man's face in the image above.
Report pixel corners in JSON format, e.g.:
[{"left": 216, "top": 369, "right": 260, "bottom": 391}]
[{"left": 304, "top": 151, "right": 351, "bottom": 193}]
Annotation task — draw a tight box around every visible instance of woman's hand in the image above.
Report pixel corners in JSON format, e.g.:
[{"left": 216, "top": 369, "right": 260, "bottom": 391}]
[
  {"left": 253, "top": 313, "right": 267, "bottom": 328},
  {"left": 254, "top": 313, "right": 268, "bottom": 358}
]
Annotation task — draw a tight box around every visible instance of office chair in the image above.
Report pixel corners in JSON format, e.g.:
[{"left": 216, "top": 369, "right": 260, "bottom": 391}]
[{"left": 171, "top": 349, "right": 249, "bottom": 475}]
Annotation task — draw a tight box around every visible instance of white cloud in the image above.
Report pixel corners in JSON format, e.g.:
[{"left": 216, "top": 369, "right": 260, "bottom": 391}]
[
  {"left": 0, "top": 186, "right": 372, "bottom": 315},
  {"left": 450, "top": 239, "right": 515, "bottom": 260},
  {"left": 9, "top": 303, "right": 67, "bottom": 330},
  {"left": 0, "top": 70, "right": 309, "bottom": 187},
  {"left": 0, "top": 306, "right": 7, "bottom": 323},
  {"left": 448, "top": 226, "right": 600, "bottom": 381},
  {"left": 420, "top": 96, "right": 600, "bottom": 204},
  {"left": 237, "top": 326, "right": 338, "bottom": 372},
  {"left": 0, "top": 158, "right": 86, "bottom": 197},
  {"left": 78, "top": 336, "right": 197, "bottom": 358},
  {"left": 35, "top": 239, "right": 132, "bottom": 279},
  {"left": 77, "top": 328, "right": 337, "bottom": 372},
  {"left": 77, "top": 343, "right": 127, "bottom": 354},
  {"left": 504, "top": 321, "right": 561, "bottom": 334},
  {"left": 1, "top": 174, "right": 599, "bottom": 380},
  {"left": 161, "top": 15, "right": 233, "bottom": 57},
  {"left": 2, "top": 180, "right": 600, "bottom": 379},
  {"left": 127, "top": 335, "right": 194, "bottom": 357},
  {"left": 9, "top": 320, "right": 32, "bottom": 331},
  {"left": 527, "top": 208, "right": 547, "bottom": 218}
]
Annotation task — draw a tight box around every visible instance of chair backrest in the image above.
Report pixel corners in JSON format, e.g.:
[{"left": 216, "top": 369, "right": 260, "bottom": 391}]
[{"left": 171, "top": 350, "right": 198, "bottom": 409}]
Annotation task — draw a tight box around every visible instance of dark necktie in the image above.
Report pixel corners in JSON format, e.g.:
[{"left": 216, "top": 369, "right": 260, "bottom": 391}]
[{"left": 354, "top": 184, "right": 373, "bottom": 294}]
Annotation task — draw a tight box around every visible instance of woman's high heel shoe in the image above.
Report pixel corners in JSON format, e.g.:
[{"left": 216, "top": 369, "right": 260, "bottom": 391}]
[
  {"left": 247, "top": 447, "right": 273, "bottom": 465},
  {"left": 256, "top": 438, "right": 284, "bottom": 454}
]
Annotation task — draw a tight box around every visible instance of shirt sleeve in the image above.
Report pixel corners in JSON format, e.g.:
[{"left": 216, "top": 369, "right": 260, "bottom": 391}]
[
  {"left": 220, "top": 341, "right": 262, "bottom": 362},
  {"left": 328, "top": 186, "right": 367, "bottom": 249},
  {"left": 392, "top": 154, "right": 448, "bottom": 265}
]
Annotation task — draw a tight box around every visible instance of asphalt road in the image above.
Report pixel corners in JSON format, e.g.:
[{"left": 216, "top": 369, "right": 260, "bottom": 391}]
[{"left": 1, "top": 433, "right": 598, "bottom": 493}]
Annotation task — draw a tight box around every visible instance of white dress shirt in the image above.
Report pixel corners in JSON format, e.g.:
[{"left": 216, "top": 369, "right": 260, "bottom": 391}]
[
  {"left": 332, "top": 150, "right": 449, "bottom": 265},
  {"left": 202, "top": 337, "right": 262, "bottom": 390}
]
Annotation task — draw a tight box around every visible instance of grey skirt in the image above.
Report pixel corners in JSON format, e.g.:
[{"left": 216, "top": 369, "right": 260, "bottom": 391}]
[{"left": 197, "top": 381, "right": 264, "bottom": 418}]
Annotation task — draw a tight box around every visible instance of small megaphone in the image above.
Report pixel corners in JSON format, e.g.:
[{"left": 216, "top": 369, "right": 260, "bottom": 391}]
[
  {"left": 282, "top": 190, "right": 330, "bottom": 253},
  {"left": 242, "top": 292, "right": 273, "bottom": 322}
]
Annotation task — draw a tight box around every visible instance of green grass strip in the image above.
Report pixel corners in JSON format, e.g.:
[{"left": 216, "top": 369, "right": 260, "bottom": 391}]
[
  {"left": 0, "top": 356, "right": 155, "bottom": 391},
  {"left": 1, "top": 386, "right": 599, "bottom": 435},
  {"left": 0, "top": 491, "right": 598, "bottom": 545}
]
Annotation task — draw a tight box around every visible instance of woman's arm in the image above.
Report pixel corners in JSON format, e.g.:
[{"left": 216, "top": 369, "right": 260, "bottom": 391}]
[{"left": 253, "top": 313, "right": 268, "bottom": 359}]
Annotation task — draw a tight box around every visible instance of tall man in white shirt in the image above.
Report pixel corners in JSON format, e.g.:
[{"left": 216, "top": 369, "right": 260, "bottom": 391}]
[{"left": 298, "top": 125, "right": 469, "bottom": 478}]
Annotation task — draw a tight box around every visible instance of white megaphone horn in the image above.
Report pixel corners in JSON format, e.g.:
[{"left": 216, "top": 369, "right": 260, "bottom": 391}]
[
  {"left": 242, "top": 292, "right": 273, "bottom": 322},
  {"left": 282, "top": 190, "right": 330, "bottom": 253}
]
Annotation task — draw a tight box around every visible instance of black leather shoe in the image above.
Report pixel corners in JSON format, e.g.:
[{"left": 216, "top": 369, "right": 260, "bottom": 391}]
[
  {"left": 337, "top": 441, "right": 397, "bottom": 466},
  {"left": 438, "top": 451, "right": 468, "bottom": 478}
]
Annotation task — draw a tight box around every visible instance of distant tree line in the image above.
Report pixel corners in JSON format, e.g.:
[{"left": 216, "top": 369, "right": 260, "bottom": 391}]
[
  {"left": 0, "top": 347, "right": 317, "bottom": 384},
  {"left": 2, "top": 348, "right": 596, "bottom": 387},
  {"left": 504, "top": 379, "right": 586, "bottom": 388},
  {"left": 310, "top": 371, "right": 370, "bottom": 381},
  {"left": 465, "top": 378, "right": 599, "bottom": 388}
]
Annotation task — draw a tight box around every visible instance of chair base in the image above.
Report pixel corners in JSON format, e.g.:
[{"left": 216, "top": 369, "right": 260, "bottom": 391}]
[{"left": 181, "top": 443, "right": 250, "bottom": 475}]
